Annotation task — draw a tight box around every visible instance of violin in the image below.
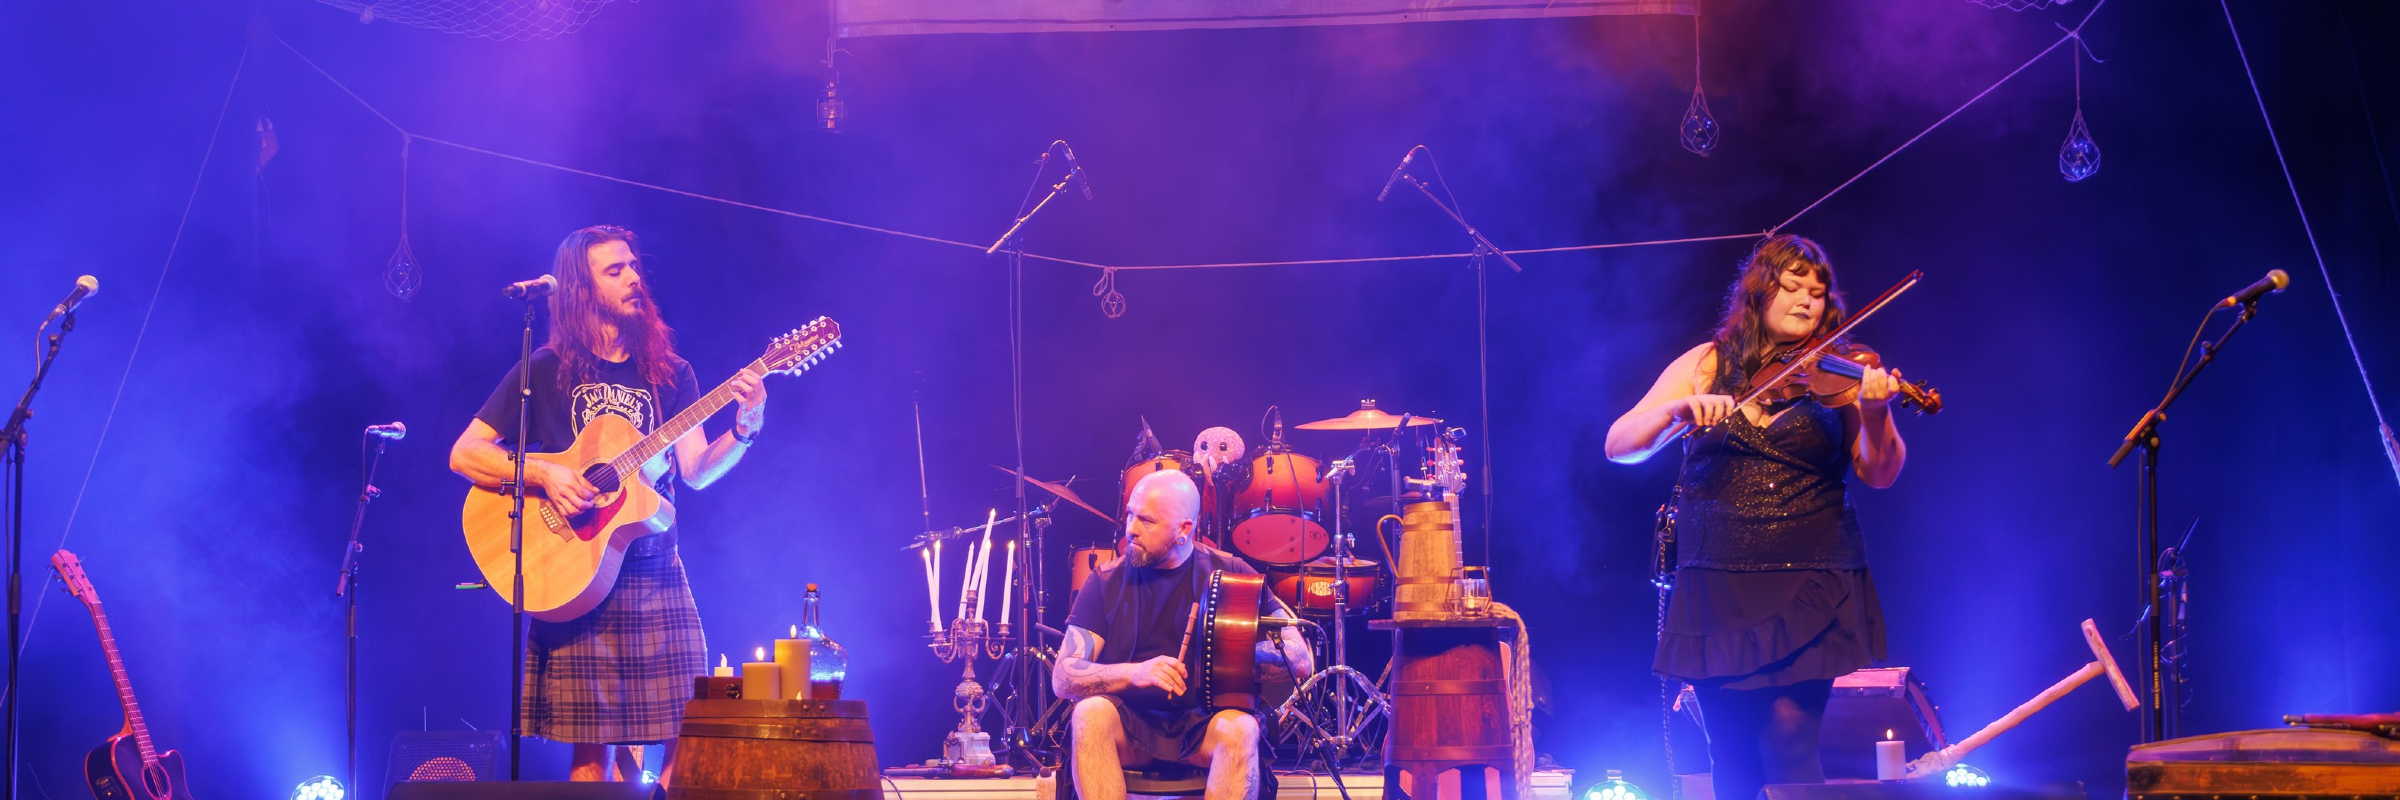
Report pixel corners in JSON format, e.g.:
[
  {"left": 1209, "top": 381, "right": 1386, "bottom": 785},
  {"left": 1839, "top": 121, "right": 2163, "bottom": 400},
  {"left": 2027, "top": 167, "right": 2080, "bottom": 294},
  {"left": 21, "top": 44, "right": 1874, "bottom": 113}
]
[{"left": 1746, "top": 338, "right": 1944, "bottom": 415}]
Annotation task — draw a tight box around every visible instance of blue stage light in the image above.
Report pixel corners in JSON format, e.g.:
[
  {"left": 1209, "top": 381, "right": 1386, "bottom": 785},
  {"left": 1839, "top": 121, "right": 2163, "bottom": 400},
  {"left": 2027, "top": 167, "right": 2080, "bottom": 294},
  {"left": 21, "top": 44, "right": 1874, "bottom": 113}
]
[
  {"left": 1583, "top": 770, "right": 1651, "bottom": 800},
  {"left": 642, "top": 769, "right": 660, "bottom": 784},
  {"left": 292, "top": 775, "right": 346, "bottom": 800},
  {"left": 1942, "top": 763, "right": 1993, "bottom": 788}
]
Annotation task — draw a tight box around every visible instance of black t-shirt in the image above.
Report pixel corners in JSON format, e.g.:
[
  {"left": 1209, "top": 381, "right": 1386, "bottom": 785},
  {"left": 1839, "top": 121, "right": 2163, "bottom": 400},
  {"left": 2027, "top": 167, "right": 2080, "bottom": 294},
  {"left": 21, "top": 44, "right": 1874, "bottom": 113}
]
[
  {"left": 474, "top": 346, "right": 702, "bottom": 499},
  {"left": 1065, "top": 547, "right": 1272, "bottom": 711}
]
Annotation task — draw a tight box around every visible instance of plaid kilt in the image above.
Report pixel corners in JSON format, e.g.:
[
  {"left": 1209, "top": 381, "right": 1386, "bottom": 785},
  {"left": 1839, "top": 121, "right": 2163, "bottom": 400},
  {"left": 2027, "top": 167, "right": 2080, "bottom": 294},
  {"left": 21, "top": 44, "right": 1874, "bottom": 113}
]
[{"left": 521, "top": 551, "right": 707, "bottom": 744}]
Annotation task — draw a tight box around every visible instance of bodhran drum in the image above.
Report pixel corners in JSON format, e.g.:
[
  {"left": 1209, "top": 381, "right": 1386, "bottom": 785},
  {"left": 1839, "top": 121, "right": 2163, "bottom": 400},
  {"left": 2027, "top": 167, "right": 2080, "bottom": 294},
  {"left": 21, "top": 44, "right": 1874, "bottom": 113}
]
[
  {"left": 1068, "top": 540, "right": 1121, "bottom": 594},
  {"left": 1267, "top": 556, "right": 1383, "bottom": 616},
  {"left": 1228, "top": 447, "right": 1331, "bottom": 565}
]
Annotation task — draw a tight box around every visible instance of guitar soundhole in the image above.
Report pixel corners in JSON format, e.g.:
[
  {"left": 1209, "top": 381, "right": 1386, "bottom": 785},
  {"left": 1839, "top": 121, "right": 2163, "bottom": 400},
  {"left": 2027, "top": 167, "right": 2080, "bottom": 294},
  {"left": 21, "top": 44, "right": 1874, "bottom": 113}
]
[{"left": 583, "top": 463, "right": 622, "bottom": 495}]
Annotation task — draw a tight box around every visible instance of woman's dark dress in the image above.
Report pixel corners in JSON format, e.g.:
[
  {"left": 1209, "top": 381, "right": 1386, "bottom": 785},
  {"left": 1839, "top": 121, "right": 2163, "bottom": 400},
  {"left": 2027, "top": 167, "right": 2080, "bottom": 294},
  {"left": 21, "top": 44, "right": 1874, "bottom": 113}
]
[{"left": 1653, "top": 397, "right": 1887, "bottom": 690}]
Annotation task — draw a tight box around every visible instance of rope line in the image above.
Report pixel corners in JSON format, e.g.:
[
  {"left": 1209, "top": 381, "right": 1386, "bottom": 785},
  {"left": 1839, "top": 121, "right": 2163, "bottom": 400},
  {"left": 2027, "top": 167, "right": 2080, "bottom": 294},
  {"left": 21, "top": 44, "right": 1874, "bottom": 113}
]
[
  {"left": 1773, "top": 0, "right": 2111, "bottom": 233},
  {"left": 10, "top": 46, "right": 251, "bottom": 682},
  {"left": 2218, "top": 0, "right": 2400, "bottom": 487}
]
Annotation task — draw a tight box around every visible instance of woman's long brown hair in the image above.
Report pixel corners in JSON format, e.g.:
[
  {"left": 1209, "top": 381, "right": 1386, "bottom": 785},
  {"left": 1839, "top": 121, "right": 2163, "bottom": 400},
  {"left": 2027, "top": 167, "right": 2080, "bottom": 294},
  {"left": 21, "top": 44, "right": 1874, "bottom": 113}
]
[
  {"left": 548, "top": 225, "right": 681, "bottom": 394},
  {"left": 1707, "top": 234, "right": 1847, "bottom": 396}
]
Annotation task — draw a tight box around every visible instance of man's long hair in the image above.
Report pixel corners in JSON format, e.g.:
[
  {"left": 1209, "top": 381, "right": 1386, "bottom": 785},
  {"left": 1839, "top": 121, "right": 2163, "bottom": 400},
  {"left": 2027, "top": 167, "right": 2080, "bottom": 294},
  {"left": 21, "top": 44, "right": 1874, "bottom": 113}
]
[
  {"left": 1707, "top": 234, "right": 1848, "bottom": 395},
  {"left": 548, "top": 225, "right": 681, "bottom": 394}
]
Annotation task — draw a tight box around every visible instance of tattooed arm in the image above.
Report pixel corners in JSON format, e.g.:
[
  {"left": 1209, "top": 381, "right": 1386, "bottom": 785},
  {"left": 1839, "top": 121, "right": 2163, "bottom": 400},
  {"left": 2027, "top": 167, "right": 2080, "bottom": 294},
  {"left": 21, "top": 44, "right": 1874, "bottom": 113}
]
[
  {"left": 1052, "top": 625, "right": 1190, "bottom": 701},
  {"left": 1253, "top": 606, "right": 1315, "bottom": 686}
]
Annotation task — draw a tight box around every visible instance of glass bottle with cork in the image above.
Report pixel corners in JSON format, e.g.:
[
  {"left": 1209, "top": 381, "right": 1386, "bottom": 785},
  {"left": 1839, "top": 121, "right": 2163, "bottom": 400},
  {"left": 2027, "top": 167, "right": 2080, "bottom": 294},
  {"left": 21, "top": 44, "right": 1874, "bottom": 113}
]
[{"left": 799, "top": 583, "right": 848, "bottom": 698}]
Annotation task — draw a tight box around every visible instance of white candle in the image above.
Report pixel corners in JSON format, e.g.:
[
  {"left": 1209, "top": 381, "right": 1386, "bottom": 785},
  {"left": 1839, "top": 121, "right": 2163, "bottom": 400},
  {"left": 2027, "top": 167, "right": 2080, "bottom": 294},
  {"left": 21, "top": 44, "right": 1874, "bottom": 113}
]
[
  {"left": 713, "top": 653, "right": 733, "bottom": 678},
  {"left": 1875, "top": 731, "right": 1905, "bottom": 780},
  {"left": 775, "top": 626, "right": 813, "bottom": 701},
  {"left": 742, "top": 646, "right": 780, "bottom": 701},
  {"left": 999, "top": 539, "right": 1018, "bottom": 625},
  {"left": 973, "top": 509, "right": 997, "bottom": 622},
  {"left": 922, "top": 546, "right": 942, "bottom": 630},
  {"left": 955, "top": 540, "right": 978, "bottom": 622}
]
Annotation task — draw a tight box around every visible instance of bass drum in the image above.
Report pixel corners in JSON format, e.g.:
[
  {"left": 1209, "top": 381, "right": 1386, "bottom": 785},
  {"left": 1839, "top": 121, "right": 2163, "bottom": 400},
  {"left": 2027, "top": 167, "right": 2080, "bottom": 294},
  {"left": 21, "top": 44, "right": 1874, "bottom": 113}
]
[
  {"left": 1266, "top": 556, "right": 1384, "bottom": 616},
  {"left": 1227, "top": 448, "right": 1330, "bottom": 565},
  {"left": 1068, "top": 540, "right": 1121, "bottom": 595}
]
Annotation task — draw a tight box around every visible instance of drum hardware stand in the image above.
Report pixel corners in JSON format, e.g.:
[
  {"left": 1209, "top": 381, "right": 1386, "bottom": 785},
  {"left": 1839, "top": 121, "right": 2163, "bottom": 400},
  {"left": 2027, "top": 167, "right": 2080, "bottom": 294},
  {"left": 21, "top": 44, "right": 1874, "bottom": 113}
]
[
  {"left": 2108, "top": 295, "right": 2271, "bottom": 743},
  {"left": 1274, "top": 456, "right": 1392, "bottom": 766},
  {"left": 4, "top": 309, "right": 81, "bottom": 800}
]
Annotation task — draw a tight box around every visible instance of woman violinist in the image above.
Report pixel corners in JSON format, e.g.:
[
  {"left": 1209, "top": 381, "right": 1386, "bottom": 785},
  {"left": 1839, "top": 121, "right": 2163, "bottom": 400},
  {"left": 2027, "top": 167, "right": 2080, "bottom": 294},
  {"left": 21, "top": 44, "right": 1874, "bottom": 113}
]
[{"left": 1605, "top": 234, "right": 1910, "bottom": 800}]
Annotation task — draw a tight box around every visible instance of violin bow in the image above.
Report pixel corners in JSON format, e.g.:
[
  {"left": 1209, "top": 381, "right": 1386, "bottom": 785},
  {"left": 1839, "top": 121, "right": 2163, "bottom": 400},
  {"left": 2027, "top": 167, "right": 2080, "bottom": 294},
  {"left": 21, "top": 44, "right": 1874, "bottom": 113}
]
[{"left": 1661, "top": 270, "right": 1923, "bottom": 442}]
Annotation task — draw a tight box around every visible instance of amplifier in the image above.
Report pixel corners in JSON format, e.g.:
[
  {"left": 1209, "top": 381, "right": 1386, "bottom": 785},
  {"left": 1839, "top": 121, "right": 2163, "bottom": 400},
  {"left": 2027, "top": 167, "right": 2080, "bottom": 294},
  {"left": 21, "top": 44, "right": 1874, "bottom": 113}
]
[{"left": 388, "top": 730, "right": 507, "bottom": 790}]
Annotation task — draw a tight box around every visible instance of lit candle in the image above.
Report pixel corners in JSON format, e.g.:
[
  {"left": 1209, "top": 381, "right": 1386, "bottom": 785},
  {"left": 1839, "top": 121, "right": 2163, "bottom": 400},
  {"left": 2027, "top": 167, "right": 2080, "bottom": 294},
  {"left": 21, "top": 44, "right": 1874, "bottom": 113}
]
[
  {"left": 1876, "top": 730, "right": 1905, "bottom": 780},
  {"left": 998, "top": 539, "right": 1017, "bottom": 625},
  {"left": 922, "top": 546, "right": 942, "bottom": 630},
  {"left": 775, "top": 625, "right": 813, "bottom": 701},
  {"left": 742, "top": 646, "right": 780, "bottom": 702},
  {"left": 972, "top": 509, "right": 997, "bottom": 622},
  {"left": 712, "top": 653, "right": 733, "bottom": 678}
]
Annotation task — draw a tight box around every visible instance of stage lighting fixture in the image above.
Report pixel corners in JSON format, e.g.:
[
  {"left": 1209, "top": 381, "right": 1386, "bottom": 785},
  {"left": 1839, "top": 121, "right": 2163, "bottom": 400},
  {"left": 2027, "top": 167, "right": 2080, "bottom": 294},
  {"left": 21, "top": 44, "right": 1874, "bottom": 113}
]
[
  {"left": 1942, "top": 763, "right": 1993, "bottom": 788},
  {"left": 1582, "top": 770, "right": 1651, "bottom": 800},
  {"left": 292, "top": 775, "right": 346, "bottom": 800},
  {"left": 642, "top": 769, "right": 660, "bottom": 784}
]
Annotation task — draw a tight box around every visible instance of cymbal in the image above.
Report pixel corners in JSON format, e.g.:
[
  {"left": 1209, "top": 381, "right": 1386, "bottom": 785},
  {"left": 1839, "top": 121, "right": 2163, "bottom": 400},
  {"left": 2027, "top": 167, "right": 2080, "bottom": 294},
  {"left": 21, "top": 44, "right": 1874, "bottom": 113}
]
[
  {"left": 991, "top": 465, "right": 1115, "bottom": 524},
  {"left": 1295, "top": 400, "right": 1441, "bottom": 431}
]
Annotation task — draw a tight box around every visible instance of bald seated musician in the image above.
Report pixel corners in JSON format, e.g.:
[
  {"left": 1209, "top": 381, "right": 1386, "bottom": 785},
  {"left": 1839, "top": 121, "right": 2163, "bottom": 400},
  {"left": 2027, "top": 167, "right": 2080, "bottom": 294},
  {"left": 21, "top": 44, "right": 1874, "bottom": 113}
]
[{"left": 1054, "top": 469, "right": 1315, "bottom": 800}]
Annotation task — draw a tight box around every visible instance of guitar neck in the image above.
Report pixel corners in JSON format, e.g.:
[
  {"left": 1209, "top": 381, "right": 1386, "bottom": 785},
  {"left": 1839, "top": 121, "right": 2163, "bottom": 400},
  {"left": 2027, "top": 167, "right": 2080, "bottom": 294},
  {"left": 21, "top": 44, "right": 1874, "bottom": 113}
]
[
  {"left": 609, "top": 359, "right": 767, "bottom": 475},
  {"left": 87, "top": 603, "right": 157, "bottom": 763}
]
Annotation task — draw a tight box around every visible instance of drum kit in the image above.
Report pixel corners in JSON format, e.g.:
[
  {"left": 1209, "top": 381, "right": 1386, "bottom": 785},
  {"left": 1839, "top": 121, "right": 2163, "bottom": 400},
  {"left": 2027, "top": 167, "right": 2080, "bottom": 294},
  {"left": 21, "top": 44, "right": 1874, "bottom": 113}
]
[{"left": 1024, "top": 399, "right": 1471, "bottom": 766}]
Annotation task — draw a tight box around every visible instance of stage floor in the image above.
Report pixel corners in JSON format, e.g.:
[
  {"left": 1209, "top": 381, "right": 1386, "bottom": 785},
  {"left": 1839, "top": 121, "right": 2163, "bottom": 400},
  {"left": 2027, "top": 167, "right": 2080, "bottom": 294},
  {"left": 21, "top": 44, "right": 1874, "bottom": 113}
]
[{"left": 884, "top": 769, "right": 1577, "bottom": 800}]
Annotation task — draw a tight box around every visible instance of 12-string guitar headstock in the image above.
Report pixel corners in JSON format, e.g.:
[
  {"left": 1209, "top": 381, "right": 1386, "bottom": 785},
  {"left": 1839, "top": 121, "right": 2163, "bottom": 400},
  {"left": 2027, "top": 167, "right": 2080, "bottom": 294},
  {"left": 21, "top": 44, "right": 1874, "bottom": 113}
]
[{"left": 760, "top": 317, "right": 844, "bottom": 376}]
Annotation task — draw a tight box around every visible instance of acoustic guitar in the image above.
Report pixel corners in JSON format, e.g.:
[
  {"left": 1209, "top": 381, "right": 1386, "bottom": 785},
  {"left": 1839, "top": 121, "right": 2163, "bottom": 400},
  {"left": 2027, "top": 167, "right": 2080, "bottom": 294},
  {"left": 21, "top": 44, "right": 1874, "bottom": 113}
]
[
  {"left": 462, "top": 317, "right": 841, "bottom": 621},
  {"left": 52, "top": 550, "right": 196, "bottom": 800}
]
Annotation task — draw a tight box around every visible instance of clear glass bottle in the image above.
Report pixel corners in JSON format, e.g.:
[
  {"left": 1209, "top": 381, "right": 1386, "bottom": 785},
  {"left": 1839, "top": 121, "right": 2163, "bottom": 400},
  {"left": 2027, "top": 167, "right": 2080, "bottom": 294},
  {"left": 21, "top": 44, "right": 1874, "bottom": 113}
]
[{"left": 798, "top": 583, "right": 848, "bottom": 698}]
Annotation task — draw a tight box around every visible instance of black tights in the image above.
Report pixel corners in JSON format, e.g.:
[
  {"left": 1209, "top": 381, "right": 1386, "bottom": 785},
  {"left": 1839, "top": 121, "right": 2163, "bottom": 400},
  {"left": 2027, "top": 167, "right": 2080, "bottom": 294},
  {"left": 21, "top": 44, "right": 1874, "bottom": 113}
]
[{"left": 1694, "top": 679, "right": 1832, "bottom": 800}]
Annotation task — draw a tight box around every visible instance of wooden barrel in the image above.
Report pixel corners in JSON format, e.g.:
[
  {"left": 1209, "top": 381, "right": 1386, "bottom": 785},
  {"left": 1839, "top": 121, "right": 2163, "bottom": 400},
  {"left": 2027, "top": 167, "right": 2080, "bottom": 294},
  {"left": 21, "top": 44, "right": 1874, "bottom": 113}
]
[
  {"left": 1391, "top": 500, "right": 1462, "bottom": 619},
  {"left": 1385, "top": 624, "right": 1514, "bottom": 795},
  {"left": 668, "top": 698, "right": 883, "bottom": 800}
]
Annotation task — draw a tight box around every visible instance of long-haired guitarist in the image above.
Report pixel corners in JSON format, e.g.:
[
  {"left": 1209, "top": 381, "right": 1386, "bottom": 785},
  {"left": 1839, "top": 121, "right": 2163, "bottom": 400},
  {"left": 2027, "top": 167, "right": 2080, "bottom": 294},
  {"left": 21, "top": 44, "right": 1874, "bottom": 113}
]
[
  {"left": 1053, "top": 469, "right": 1313, "bottom": 800},
  {"left": 448, "top": 225, "right": 769, "bottom": 784}
]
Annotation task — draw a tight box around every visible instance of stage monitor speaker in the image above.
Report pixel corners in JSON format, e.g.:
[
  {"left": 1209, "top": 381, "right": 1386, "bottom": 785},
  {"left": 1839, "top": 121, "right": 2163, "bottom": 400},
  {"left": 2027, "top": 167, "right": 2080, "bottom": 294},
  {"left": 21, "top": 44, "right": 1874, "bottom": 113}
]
[
  {"left": 387, "top": 730, "right": 507, "bottom": 790},
  {"left": 1822, "top": 667, "right": 1947, "bottom": 780},
  {"left": 386, "top": 781, "right": 658, "bottom": 800},
  {"left": 1760, "top": 781, "right": 2087, "bottom": 800}
]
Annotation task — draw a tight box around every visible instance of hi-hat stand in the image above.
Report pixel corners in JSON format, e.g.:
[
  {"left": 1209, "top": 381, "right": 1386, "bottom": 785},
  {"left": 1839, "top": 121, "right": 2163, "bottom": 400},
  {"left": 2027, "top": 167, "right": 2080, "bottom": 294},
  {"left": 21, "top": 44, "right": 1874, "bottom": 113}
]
[{"left": 1273, "top": 449, "right": 1394, "bottom": 766}]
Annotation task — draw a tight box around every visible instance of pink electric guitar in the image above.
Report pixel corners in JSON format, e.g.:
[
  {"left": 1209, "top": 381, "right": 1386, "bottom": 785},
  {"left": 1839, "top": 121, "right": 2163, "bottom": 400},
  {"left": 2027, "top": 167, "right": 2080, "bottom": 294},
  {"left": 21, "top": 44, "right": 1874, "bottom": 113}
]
[
  {"left": 52, "top": 550, "right": 196, "bottom": 800},
  {"left": 461, "top": 318, "right": 842, "bottom": 621}
]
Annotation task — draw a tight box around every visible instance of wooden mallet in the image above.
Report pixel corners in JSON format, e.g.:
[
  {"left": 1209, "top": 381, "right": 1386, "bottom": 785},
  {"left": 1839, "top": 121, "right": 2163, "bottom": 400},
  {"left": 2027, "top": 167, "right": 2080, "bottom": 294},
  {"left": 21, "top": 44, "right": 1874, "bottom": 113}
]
[{"left": 1903, "top": 619, "right": 2141, "bottom": 779}]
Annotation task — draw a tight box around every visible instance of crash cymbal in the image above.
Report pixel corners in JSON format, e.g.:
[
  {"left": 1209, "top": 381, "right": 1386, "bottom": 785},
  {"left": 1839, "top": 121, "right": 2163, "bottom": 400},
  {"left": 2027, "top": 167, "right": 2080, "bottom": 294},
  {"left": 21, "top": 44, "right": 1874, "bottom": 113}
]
[
  {"left": 991, "top": 465, "right": 1115, "bottom": 523},
  {"left": 1294, "top": 399, "right": 1441, "bottom": 431}
]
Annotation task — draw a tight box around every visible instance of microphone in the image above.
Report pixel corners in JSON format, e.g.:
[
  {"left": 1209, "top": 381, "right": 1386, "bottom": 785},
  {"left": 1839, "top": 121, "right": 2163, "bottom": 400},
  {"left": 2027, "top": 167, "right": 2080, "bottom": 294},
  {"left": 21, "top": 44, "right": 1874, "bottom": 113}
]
[
  {"left": 2219, "top": 269, "right": 2290, "bottom": 309},
  {"left": 502, "top": 274, "right": 557, "bottom": 300},
  {"left": 1376, "top": 147, "right": 1421, "bottom": 202},
  {"left": 1062, "top": 144, "right": 1093, "bottom": 200},
  {"left": 365, "top": 422, "right": 408, "bottom": 441},
  {"left": 42, "top": 275, "right": 99, "bottom": 326}
]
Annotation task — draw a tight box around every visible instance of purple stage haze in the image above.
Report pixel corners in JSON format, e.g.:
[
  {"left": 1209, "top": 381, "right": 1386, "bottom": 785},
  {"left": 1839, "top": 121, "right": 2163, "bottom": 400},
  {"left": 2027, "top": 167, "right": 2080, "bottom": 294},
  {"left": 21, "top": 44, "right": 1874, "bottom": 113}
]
[{"left": 2, "top": 1, "right": 2396, "bottom": 798}]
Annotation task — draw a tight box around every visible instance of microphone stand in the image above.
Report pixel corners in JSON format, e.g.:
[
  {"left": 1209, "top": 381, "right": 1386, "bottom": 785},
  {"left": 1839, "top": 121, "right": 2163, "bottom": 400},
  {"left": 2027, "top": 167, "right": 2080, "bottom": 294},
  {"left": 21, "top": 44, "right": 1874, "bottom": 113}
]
[
  {"left": 2108, "top": 299, "right": 2265, "bottom": 742},
  {"left": 3, "top": 311, "right": 77, "bottom": 800},
  {"left": 334, "top": 431, "right": 393, "bottom": 797},
  {"left": 508, "top": 297, "right": 537, "bottom": 779}
]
